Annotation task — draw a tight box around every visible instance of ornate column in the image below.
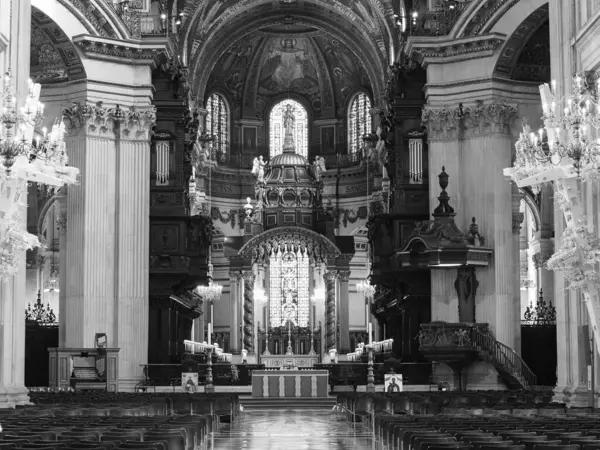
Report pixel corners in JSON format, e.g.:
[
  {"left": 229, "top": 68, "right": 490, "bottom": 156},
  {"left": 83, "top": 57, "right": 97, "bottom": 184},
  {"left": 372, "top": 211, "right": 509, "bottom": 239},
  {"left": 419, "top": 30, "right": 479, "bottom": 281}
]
[
  {"left": 61, "top": 100, "right": 155, "bottom": 391},
  {"left": 338, "top": 270, "right": 351, "bottom": 354},
  {"left": 512, "top": 184, "right": 524, "bottom": 354},
  {"left": 324, "top": 271, "right": 337, "bottom": 351},
  {"left": 242, "top": 270, "right": 255, "bottom": 354},
  {"left": 56, "top": 190, "right": 67, "bottom": 347},
  {"left": 229, "top": 270, "right": 242, "bottom": 354}
]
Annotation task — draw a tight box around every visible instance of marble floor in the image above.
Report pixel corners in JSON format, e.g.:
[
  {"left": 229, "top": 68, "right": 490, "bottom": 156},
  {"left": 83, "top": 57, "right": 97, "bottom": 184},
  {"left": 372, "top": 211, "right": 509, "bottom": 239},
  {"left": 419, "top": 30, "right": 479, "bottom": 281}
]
[{"left": 207, "top": 409, "right": 375, "bottom": 449}]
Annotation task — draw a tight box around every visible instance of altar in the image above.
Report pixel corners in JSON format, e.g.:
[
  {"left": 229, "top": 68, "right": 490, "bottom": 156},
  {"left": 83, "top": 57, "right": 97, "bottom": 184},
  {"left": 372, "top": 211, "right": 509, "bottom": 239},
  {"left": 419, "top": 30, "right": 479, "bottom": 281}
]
[
  {"left": 251, "top": 370, "right": 329, "bottom": 398},
  {"left": 260, "top": 354, "right": 319, "bottom": 368}
]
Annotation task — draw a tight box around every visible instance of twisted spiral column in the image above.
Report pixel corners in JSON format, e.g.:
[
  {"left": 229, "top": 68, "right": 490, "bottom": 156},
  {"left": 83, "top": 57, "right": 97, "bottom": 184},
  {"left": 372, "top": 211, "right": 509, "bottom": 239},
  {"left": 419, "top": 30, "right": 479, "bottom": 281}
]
[
  {"left": 324, "top": 271, "right": 338, "bottom": 350},
  {"left": 242, "top": 271, "right": 256, "bottom": 354}
]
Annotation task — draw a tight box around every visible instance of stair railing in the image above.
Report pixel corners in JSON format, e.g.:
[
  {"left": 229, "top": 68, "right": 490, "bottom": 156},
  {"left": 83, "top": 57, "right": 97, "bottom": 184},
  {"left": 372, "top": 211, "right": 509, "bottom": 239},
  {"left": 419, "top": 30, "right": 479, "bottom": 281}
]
[{"left": 470, "top": 327, "right": 537, "bottom": 389}]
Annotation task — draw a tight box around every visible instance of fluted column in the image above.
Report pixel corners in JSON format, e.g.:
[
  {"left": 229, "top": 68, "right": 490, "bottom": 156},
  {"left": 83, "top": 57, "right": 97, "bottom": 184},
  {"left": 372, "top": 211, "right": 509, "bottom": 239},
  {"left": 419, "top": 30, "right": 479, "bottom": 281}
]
[
  {"left": 229, "top": 270, "right": 242, "bottom": 354},
  {"left": 338, "top": 270, "right": 350, "bottom": 354},
  {"left": 56, "top": 189, "right": 68, "bottom": 347},
  {"left": 62, "top": 101, "right": 155, "bottom": 391},
  {"left": 242, "top": 270, "right": 255, "bottom": 354},
  {"left": 115, "top": 120, "right": 153, "bottom": 390},
  {"left": 324, "top": 271, "right": 337, "bottom": 351}
]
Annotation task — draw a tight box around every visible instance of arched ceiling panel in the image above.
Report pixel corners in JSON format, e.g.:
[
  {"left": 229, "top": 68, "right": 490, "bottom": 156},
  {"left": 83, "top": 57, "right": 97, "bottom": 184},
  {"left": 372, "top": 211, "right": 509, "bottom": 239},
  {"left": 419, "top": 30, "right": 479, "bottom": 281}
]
[
  {"left": 188, "top": 8, "right": 387, "bottom": 109},
  {"left": 31, "top": 7, "right": 86, "bottom": 84}
]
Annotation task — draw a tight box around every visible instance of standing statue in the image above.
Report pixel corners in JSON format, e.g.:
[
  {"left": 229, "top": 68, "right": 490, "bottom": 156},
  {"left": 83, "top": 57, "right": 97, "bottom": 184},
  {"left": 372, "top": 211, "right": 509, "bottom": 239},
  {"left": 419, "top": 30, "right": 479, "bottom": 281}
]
[
  {"left": 370, "top": 126, "right": 388, "bottom": 178},
  {"left": 313, "top": 156, "right": 327, "bottom": 181},
  {"left": 252, "top": 155, "right": 266, "bottom": 182},
  {"left": 282, "top": 104, "right": 296, "bottom": 152}
]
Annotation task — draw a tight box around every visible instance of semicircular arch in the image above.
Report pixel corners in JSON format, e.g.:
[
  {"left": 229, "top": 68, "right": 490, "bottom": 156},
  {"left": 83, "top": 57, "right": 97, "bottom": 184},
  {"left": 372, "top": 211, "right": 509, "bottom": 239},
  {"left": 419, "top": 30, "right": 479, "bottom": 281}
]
[{"left": 238, "top": 226, "right": 341, "bottom": 265}]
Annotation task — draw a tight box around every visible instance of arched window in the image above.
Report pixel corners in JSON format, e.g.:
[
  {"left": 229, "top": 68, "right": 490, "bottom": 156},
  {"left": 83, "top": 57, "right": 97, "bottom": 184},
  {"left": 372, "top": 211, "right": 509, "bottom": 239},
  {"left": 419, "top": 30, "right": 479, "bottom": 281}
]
[
  {"left": 269, "top": 250, "right": 310, "bottom": 327},
  {"left": 269, "top": 99, "right": 308, "bottom": 158},
  {"left": 348, "top": 92, "right": 372, "bottom": 154},
  {"left": 206, "top": 93, "right": 229, "bottom": 156}
]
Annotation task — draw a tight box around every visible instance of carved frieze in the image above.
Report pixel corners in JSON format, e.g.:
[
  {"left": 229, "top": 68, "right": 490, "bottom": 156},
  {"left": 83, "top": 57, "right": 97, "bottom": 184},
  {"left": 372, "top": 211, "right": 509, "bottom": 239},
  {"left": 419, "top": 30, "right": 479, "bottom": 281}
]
[{"left": 62, "top": 102, "right": 156, "bottom": 139}]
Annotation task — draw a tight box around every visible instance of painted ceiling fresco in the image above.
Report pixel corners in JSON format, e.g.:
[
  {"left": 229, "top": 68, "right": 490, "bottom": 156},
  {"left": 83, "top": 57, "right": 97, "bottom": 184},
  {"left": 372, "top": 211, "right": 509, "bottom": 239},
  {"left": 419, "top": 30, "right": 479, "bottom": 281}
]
[{"left": 207, "top": 31, "right": 372, "bottom": 120}]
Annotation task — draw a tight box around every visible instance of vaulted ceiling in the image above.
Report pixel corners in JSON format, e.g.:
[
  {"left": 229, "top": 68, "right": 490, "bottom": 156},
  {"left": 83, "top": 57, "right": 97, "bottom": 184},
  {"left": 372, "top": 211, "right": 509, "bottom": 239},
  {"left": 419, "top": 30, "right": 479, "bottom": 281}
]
[
  {"left": 31, "top": 7, "right": 86, "bottom": 84},
  {"left": 181, "top": 0, "right": 397, "bottom": 107}
]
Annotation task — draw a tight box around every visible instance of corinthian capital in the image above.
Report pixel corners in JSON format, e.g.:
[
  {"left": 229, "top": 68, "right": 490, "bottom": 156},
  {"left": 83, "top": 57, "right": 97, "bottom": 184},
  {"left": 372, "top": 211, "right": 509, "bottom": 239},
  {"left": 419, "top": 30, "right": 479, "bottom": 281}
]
[
  {"left": 463, "top": 100, "right": 518, "bottom": 137},
  {"left": 421, "top": 105, "right": 463, "bottom": 141},
  {"left": 62, "top": 102, "right": 157, "bottom": 139}
]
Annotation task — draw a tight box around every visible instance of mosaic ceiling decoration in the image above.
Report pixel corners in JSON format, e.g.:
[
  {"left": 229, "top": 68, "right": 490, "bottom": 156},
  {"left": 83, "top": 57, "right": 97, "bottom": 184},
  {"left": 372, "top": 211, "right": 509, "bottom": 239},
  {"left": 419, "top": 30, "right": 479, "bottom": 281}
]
[
  {"left": 30, "top": 7, "right": 85, "bottom": 84},
  {"left": 183, "top": 0, "right": 393, "bottom": 104}
]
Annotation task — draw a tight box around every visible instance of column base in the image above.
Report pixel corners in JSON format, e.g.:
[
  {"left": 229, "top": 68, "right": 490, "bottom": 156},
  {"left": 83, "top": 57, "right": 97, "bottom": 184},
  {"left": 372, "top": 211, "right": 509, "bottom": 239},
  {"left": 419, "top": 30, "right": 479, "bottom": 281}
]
[
  {"left": 554, "top": 384, "right": 590, "bottom": 408},
  {"left": 0, "top": 386, "right": 32, "bottom": 408}
]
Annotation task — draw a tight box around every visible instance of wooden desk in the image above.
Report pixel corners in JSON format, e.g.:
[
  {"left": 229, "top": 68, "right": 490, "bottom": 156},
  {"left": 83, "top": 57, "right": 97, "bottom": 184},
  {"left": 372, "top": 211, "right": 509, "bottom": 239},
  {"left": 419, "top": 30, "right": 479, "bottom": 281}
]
[{"left": 251, "top": 370, "right": 328, "bottom": 398}]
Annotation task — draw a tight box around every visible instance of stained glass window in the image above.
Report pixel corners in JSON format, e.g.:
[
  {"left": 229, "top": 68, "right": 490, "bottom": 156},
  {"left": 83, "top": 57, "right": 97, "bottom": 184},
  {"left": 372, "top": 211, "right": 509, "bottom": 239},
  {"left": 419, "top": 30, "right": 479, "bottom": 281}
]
[
  {"left": 269, "top": 99, "right": 308, "bottom": 158},
  {"left": 206, "top": 93, "right": 229, "bottom": 157},
  {"left": 269, "top": 249, "right": 310, "bottom": 328},
  {"left": 348, "top": 92, "right": 372, "bottom": 154}
]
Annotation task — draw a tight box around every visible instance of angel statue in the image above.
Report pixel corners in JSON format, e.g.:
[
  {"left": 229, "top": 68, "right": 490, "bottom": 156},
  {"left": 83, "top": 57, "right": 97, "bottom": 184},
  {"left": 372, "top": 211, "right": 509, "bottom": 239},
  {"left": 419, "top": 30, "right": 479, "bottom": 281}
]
[
  {"left": 370, "top": 126, "right": 388, "bottom": 178},
  {"left": 252, "top": 155, "right": 266, "bottom": 183},
  {"left": 313, "top": 155, "right": 326, "bottom": 181}
]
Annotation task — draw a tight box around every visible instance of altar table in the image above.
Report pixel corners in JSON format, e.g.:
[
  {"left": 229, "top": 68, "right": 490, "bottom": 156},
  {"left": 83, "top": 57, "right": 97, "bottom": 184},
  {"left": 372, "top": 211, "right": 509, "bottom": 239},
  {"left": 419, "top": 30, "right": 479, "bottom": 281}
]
[
  {"left": 260, "top": 354, "right": 319, "bottom": 368},
  {"left": 251, "top": 370, "right": 329, "bottom": 398}
]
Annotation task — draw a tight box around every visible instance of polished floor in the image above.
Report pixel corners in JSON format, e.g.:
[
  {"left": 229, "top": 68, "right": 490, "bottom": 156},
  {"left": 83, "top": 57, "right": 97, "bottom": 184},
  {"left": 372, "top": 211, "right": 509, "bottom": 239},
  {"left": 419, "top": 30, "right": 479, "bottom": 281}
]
[{"left": 207, "top": 409, "right": 375, "bottom": 449}]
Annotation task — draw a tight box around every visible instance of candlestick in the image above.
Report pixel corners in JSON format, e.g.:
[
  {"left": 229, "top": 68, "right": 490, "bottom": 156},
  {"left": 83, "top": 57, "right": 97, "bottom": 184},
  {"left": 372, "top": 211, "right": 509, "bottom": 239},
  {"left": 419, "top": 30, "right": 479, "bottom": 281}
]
[
  {"left": 368, "top": 322, "right": 372, "bottom": 344},
  {"left": 207, "top": 323, "right": 212, "bottom": 345}
]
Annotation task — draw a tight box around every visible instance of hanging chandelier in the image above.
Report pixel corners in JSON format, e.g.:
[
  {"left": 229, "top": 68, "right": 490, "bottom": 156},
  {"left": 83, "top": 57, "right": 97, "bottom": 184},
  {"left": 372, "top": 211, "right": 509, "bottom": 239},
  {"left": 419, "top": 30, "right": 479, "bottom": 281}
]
[
  {"left": 510, "top": 74, "right": 600, "bottom": 180},
  {"left": 197, "top": 280, "right": 223, "bottom": 302},
  {"left": 357, "top": 279, "right": 376, "bottom": 298}
]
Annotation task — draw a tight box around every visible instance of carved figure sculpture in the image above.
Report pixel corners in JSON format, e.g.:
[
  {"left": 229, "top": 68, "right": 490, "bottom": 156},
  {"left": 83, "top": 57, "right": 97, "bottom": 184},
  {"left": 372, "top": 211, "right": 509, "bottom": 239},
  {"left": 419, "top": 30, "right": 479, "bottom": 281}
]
[
  {"left": 313, "top": 155, "right": 326, "bottom": 181},
  {"left": 252, "top": 155, "right": 266, "bottom": 182}
]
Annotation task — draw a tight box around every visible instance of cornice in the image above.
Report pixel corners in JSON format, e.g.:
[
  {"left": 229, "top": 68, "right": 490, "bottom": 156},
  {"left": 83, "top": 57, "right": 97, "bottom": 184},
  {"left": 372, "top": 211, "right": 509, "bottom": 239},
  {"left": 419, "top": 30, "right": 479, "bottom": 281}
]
[
  {"left": 422, "top": 100, "right": 518, "bottom": 141},
  {"left": 73, "top": 35, "right": 170, "bottom": 67},
  {"left": 406, "top": 33, "right": 506, "bottom": 67}
]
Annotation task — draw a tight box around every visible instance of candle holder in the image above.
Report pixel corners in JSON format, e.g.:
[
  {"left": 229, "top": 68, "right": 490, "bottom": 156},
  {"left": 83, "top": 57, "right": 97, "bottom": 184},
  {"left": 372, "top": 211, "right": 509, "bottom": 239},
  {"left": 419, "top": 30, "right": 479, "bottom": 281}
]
[
  {"left": 205, "top": 346, "right": 214, "bottom": 391},
  {"left": 263, "top": 329, "right": 271, "bottom": 356},
  {"left": 366, "top": 344, "right": 375, "bottom": 393},
  {"left": 308, "top": 327, "right": 316, "bottom": 356}
]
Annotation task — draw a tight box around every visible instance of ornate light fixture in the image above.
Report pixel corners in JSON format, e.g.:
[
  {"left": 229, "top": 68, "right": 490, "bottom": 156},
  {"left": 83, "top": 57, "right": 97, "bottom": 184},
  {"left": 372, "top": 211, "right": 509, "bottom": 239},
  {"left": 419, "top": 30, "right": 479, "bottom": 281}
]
[
  {"left": 25, "top": 291, "right": 57, "bottom": 324},
  {"left": 357, "top": 279, "right": 376, "bottom": 298},
  {"left": 196, "top": 280, "right": 223, "bottom": 303},
  {"left": 523, "top": 289, "right": 556, "bottom": 325},
  {"left": 0, "top": 0, "right": 78, "bottom": 281},
  {"left": 510, "top": 74, "right": 600, "bottom": 180}
]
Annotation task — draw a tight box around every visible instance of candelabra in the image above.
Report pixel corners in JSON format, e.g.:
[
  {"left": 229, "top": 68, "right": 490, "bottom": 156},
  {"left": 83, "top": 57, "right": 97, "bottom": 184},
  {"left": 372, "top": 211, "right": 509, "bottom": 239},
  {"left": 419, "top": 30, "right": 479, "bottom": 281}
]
[
  {"left": 366, "top": 344, "right": 375, "bottom": 393},
  {"left": 205, "top": 345, "right": 214, "bottom": 391},
  {"left": 511, "top": 74, "right": 600, "bottom": 180}
]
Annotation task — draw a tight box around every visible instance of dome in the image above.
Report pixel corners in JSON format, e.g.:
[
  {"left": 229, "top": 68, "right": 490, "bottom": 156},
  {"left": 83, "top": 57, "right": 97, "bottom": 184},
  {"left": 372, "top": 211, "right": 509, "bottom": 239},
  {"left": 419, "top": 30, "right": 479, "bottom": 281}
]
[{"left": 269, "top": 152, "right": 309, "bottom": 166}]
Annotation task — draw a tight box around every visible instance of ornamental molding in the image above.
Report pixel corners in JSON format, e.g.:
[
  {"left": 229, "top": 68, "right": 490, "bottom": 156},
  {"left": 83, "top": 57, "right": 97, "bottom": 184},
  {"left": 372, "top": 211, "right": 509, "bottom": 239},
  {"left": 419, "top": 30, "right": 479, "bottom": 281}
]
[
  {"left": 422, "top": 100, "right": 518, "bottom": 140},
  {"left": 62, "top": 102, "right": 156, "bottom": 139},
  {"left": 56, "top": 0, "right": 125, "bottom": 38},
  {"left": 73, "top": 36, "right": 169, "bottom": 66},
  {"left": 55, "top": 214, "right": 67, "bottom": 233},
  {"left": 532, "top": 252, "right": 550, "bottom": 269},
  {"left": 238, "top": 226, "right": 342, "bottom": 266},
  {"left": 407, "top": 33, "right": 505, "bottom": 66},
  {"left": 512, "top": 212, "right": 524, "bottom": 235}
]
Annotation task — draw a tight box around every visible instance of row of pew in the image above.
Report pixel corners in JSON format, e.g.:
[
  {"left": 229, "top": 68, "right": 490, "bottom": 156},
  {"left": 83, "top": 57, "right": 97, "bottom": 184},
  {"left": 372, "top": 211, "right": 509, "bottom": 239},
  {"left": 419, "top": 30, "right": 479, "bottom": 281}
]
[
  {"left": 336, "top": 391, "right": 599, "bottom": 450},
  {"left": 0, "top": 392, "right": 240, "bottom": 450}
]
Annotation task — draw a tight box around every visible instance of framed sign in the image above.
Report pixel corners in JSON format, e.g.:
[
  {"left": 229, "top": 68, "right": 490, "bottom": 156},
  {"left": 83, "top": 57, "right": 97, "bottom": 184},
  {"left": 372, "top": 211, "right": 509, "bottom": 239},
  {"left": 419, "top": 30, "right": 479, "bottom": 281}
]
[
  {"left": 182, "top": 372, "right": 199, "bottom": 392},
  {"left": 384, "top": 373, "right": 403, "bottom": 393}
]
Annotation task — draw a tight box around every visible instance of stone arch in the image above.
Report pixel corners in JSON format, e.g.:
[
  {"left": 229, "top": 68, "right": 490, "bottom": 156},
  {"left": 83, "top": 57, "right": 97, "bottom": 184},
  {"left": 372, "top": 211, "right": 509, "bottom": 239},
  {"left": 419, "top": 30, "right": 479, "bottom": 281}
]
[
  {"left": 37, "top": 194, "right": 60, "bottom": 238},
  {"left": 238, "top": 226, "right": 341, "bottom": 266},
  {"left": 520, "top": 188, "right": 541, "bottom": 233},
  {"left": 31, "top": 0, "right": 130, "bottom": 40}
]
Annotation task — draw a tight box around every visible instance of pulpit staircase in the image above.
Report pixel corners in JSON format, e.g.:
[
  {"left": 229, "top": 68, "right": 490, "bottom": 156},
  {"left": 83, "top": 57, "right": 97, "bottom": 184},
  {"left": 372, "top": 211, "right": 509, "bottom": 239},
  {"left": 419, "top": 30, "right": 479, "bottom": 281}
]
[{"left": 470, "top": 327, "right": 537, "bottom": 390}]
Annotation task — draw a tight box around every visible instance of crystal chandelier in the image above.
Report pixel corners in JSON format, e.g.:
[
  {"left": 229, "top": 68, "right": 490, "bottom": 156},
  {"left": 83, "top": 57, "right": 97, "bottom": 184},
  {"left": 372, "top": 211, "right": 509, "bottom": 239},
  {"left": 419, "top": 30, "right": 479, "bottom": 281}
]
[
  {"left": 197, "top": 280, "right": 223, "bottom": 302},
  {"left": 357, "top": 279, "right": 376, "bottom": 298},
  {"left": 511, "top": 74, "right": 600, "bottom": 180}
]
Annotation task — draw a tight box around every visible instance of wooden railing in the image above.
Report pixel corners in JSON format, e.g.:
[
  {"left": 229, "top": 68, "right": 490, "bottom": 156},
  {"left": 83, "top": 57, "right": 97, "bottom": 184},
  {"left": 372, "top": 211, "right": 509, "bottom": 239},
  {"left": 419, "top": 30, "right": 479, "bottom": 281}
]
[{"left": 471, "top": 327, "right": 537, "bottom": 389}]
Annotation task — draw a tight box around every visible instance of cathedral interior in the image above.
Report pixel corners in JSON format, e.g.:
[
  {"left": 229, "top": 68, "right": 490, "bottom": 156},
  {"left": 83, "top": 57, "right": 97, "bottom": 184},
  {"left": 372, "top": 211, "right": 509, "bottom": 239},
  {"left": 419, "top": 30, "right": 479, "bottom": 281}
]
[{"left": 2, "top": 0, "right": 600, "bottom": 448}]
